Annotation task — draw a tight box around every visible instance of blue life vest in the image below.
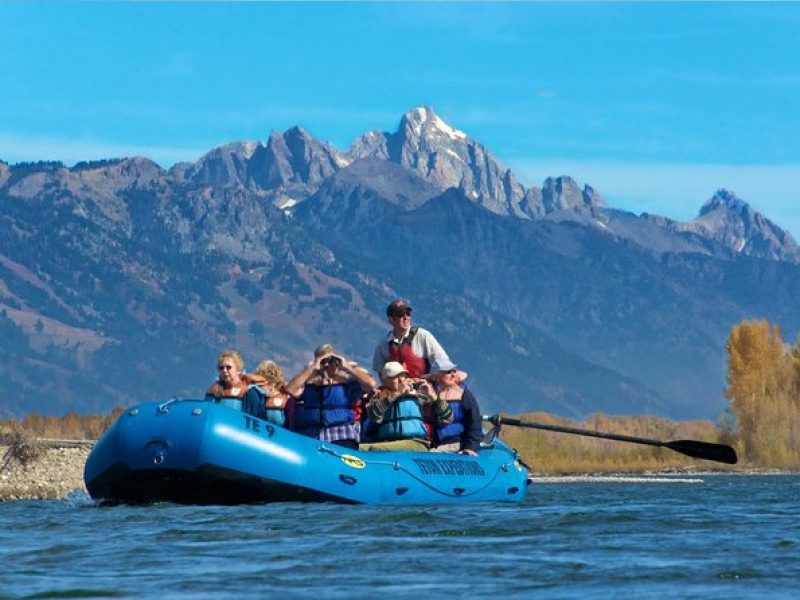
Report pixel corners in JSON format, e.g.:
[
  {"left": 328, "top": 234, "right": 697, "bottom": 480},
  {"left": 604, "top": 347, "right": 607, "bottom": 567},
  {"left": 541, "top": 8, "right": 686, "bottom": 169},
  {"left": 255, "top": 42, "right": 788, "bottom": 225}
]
[
  {"left": 360, "top": 416, "right": 379, "bottom": 443},
  {"left": 295, "top": 382, "right": 357, "bottom": 434},
  {"left": 246, "top": 384, "right": 286, "bottom": 427},
  {"left": 377, "top": 395, "right": 427, "bottom": 441},
  {"left": 213, "top": 397, "right": 242, "bottom": 410},
  {"left": 436, "top": 396, "right": 465, "bottom": 444}
]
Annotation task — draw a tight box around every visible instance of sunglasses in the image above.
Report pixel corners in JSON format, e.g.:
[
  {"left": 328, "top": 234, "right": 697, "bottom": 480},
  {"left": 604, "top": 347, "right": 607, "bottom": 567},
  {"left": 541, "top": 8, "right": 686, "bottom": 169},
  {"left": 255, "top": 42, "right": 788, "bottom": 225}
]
[{"left": 217, "top": 365, "right": 235, "bottom": 371}]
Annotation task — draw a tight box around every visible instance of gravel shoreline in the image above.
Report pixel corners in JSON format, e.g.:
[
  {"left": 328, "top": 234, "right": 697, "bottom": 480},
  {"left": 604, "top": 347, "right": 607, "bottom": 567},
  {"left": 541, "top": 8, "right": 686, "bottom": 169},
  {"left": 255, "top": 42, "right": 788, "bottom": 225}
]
[
  {"left": 0, "top": 445, "right": 90, "bottom": 501},
  {"left": 0, "top": 444, "right": 787, "bottom": 502}
]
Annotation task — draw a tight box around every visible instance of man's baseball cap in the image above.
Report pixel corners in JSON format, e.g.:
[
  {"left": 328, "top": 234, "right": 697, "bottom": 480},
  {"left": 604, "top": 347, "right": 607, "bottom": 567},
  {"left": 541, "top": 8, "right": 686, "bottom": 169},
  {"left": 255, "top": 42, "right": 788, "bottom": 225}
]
[
  {"left": 381, "top": 361, "right": 409, "bottom": 379},
  {"left": 386, "top": 299, "right": 413, "bottom": 317}
]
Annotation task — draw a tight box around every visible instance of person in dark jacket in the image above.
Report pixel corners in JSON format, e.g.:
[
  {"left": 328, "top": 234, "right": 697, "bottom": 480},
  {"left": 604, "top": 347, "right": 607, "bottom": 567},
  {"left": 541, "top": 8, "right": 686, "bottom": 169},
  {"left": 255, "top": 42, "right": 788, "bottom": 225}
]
[{"left": 427, "top": 358, "right": 483, "bottom": 455}]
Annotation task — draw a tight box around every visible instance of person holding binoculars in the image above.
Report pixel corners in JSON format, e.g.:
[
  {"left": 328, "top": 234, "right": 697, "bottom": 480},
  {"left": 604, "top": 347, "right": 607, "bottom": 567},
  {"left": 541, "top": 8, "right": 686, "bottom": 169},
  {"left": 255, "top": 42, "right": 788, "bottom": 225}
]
[{"left": 286, "top": 343, "right": 375, "bottom": 449}]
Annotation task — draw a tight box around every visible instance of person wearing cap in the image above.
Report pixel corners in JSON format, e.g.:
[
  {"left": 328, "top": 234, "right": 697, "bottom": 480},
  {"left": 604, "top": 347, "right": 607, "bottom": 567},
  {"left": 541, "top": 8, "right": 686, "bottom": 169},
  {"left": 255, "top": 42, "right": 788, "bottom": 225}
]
[
  {"left": 428, "top": 358, "right": 483, "bottom": 456},
  {"left": 360, "top": 361, "right": 452, "bottom": 452},
  {"left": 372, "top": 299, "right": 450, "bottom": 379},
  {"left": 286, "top": 343, "right": 376, "bottom": 450}
]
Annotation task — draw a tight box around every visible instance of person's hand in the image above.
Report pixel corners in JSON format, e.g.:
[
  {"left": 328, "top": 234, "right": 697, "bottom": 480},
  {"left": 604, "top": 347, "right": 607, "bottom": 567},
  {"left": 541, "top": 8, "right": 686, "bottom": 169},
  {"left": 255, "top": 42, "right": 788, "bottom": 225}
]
[
  {"left": 459, "top": 449, "right": 478, "bottom": 457},
  {"left": 398, "top": 379, "right": 414, "bottom": 395},
  {"left": 307, "top": 356, "right": 327, "bottom": 376},
  {"left": 415, "top": 379, "right": 435, "bottom": 396},
  {"left": 340, "top": 355, "right": 361, "bottom": 371},
  {"left": 408, "top": 379, "right": 436, "bottom": 398},
  {"left": 331, "top": 354, "right": 351, "bottom": 370},
  {"left": 320, "top": 354, "right": 344, "bottom": 370}
]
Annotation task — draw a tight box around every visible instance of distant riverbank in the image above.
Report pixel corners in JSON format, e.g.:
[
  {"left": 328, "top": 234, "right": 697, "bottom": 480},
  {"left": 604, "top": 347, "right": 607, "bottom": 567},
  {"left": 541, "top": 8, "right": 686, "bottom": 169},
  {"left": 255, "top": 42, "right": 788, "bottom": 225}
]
[{"left": 0, "top": 445, "right": 89, "bottom": 501}]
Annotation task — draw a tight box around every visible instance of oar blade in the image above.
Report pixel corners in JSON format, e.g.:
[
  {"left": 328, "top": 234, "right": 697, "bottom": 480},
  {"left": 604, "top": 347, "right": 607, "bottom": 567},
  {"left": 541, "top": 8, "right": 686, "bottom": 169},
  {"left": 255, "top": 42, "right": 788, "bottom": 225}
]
[
  {"left": 485, "top": 414, "right": 739, "bottom": 465},
  {"left": 664, "top": 440, "right": 738, "bottom": 464}
]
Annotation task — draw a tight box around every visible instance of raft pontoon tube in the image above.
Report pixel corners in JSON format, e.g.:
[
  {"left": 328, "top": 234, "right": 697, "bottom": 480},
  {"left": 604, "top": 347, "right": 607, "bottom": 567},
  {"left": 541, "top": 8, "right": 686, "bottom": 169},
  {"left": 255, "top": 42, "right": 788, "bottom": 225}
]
[{"left": 84, "top": 398, "right": 529, "bottom": 505}]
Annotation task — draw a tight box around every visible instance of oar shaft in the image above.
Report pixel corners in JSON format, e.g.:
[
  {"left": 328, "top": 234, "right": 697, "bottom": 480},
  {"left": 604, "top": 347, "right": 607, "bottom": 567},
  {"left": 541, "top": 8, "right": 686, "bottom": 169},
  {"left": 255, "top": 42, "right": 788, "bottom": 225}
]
[
  {"left": 484, "top": 415, "right": 738, "bottom": 464},
  {"left": 495, "top": 416, "right": 663, "bottom": 448}
]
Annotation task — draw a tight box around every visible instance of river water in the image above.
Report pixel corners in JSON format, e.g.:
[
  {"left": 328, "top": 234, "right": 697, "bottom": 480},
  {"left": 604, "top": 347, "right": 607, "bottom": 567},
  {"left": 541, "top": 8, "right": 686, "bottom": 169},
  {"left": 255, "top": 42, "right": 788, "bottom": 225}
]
[{"left": 1, "top": 474, "right": 798, "bottom": 599}]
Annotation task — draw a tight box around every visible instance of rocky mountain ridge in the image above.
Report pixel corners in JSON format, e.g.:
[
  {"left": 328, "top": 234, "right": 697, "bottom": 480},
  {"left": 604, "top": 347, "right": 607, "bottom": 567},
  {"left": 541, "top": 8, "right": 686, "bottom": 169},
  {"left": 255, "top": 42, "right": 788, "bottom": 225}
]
[
  {"left": 5, "top": 107, "right": 796, "bottom": 263},
  {"left": 1, "top": 107, "right": 799, "bottom": 420}
]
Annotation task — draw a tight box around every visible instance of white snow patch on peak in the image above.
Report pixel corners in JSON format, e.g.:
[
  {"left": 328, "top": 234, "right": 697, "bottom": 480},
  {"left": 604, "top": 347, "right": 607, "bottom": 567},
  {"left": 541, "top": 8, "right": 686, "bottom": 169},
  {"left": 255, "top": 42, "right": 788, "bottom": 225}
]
[
  {"left": 445, "top": 148, "right": 463, "bottom": 162},
  {"left": 407, "top": 107, "right": 427, "bottom": 137},
  {"left": 405, "top": 106, "right": 467, "bottom": 141},
  {"left": 241, "top": 141, "right": 258, "bottom": 158},
  {"left": 276, "top": 196, "right": 298, "bottom": 209},
  {"left": 431, "top": 114, "right": 467, "bottom": 140},
  {"left": 334, "top": 155, "right": 353, "bottom": 168},
  {"left": 735, "top": 238, "right": 746, "bottom": 252},
  {"left": 409, "top": 106, "right": 431, "bottom": 121},
  {"left": 215, "top": 141, "right": 258, "bottom": 159}
]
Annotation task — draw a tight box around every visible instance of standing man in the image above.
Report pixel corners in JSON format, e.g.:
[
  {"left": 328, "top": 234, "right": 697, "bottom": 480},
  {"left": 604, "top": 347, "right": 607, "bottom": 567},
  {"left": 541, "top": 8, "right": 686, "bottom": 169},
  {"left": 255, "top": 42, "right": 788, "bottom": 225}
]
[{"left": 372, "top": 299, "right": 450, "bottom": 379}]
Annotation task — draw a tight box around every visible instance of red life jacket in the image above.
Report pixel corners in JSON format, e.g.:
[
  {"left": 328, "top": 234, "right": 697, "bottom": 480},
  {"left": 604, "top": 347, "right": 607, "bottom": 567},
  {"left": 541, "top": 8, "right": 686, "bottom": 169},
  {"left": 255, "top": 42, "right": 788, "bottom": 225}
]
[{"left": 387, "top": 326, "right": 428, "bottom": 378}]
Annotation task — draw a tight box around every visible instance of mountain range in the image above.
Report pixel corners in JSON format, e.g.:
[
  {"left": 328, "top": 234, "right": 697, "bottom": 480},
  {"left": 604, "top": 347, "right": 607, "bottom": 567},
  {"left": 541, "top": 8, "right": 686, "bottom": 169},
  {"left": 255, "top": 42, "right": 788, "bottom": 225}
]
[{"left": 2, "top": 106, "right": 799, "bottom": 420}]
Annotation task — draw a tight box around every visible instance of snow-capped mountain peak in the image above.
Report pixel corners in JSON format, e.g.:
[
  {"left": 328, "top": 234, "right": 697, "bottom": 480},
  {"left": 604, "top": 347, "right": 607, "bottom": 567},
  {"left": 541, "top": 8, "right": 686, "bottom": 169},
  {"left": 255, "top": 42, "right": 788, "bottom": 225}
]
[
  {"left": 402, "top": 106, "right": 468, "bottom": 142},
  {"left": 677, "top": 189, "right": 800, "bottom": 261}
]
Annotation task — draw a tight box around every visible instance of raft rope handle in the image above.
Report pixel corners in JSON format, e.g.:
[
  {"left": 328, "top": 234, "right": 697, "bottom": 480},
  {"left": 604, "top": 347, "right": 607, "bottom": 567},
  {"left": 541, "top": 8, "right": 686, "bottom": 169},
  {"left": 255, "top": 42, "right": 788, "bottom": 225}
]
[
  {"left": 316, "top": 444, "right": 510, "bottom": 498},
  {"left": 157, "top": 397, "right": 183, "bottom": 413},
  {"left": 387, "top": 460, "right": 507, "bottom": 498}
]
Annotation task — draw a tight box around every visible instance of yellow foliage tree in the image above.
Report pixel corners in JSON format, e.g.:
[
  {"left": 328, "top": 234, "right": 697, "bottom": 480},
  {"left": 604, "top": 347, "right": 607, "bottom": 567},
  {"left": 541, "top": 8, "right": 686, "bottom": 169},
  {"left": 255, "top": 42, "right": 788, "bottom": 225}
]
[{"left": 725, "top": 319, "right": 800, "bottom": 467}]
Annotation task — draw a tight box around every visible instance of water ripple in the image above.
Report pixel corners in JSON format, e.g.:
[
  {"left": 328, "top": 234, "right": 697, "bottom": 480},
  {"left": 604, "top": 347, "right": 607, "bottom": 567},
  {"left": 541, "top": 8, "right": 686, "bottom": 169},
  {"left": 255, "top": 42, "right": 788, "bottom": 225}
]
[{"left": 1, "top": 474, "right": 799, "bottom": 598}]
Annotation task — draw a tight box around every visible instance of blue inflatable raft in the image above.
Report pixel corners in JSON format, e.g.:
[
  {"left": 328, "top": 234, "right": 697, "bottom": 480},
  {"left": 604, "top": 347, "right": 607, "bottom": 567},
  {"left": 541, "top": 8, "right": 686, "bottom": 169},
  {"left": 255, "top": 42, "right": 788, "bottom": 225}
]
[{"left": 84, "top": 398, "right": 529, "bottom": 505}]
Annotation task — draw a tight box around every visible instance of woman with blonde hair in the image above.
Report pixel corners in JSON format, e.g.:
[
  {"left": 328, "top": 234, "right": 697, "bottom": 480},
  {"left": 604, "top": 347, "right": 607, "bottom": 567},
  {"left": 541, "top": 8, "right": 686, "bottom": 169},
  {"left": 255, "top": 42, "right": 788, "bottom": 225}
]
[
  {"left": 204, "top": 349, "right": 292, "bottom": 427},
  {"left": 253, "top": 359, "right": 295, "bottom": 428}
]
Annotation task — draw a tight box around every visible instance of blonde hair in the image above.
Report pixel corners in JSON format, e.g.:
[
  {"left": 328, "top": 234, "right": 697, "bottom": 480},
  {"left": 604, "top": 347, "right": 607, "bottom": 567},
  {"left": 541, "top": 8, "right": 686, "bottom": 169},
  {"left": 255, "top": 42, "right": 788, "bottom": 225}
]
[
  {"left": 254, "top": 360, "right": 285, "bottom": 385},
  {"left": 217, "top": 348, "right": 244, "bottom": 371}
]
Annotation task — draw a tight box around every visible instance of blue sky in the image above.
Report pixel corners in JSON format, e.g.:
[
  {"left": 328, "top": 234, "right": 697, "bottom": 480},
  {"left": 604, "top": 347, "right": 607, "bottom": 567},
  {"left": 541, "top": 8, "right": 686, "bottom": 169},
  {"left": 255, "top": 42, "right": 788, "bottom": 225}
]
[{"left": 2, "top": 2, "right": 800, "bottom": 237}]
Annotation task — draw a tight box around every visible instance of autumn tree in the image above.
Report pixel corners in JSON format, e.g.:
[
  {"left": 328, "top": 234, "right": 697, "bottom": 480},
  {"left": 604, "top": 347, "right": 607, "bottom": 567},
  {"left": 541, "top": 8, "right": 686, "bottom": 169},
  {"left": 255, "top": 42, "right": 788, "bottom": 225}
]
[{"left": 725, "top": 319, "right": 800, "bottom": 466}]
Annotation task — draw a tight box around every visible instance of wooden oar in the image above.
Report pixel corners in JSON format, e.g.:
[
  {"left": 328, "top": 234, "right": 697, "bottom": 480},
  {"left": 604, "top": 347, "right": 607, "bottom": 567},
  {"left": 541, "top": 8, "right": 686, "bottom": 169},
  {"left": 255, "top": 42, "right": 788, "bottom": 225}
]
[{"left": 484, "top": 414, "right": 738, "bottom": 464}]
